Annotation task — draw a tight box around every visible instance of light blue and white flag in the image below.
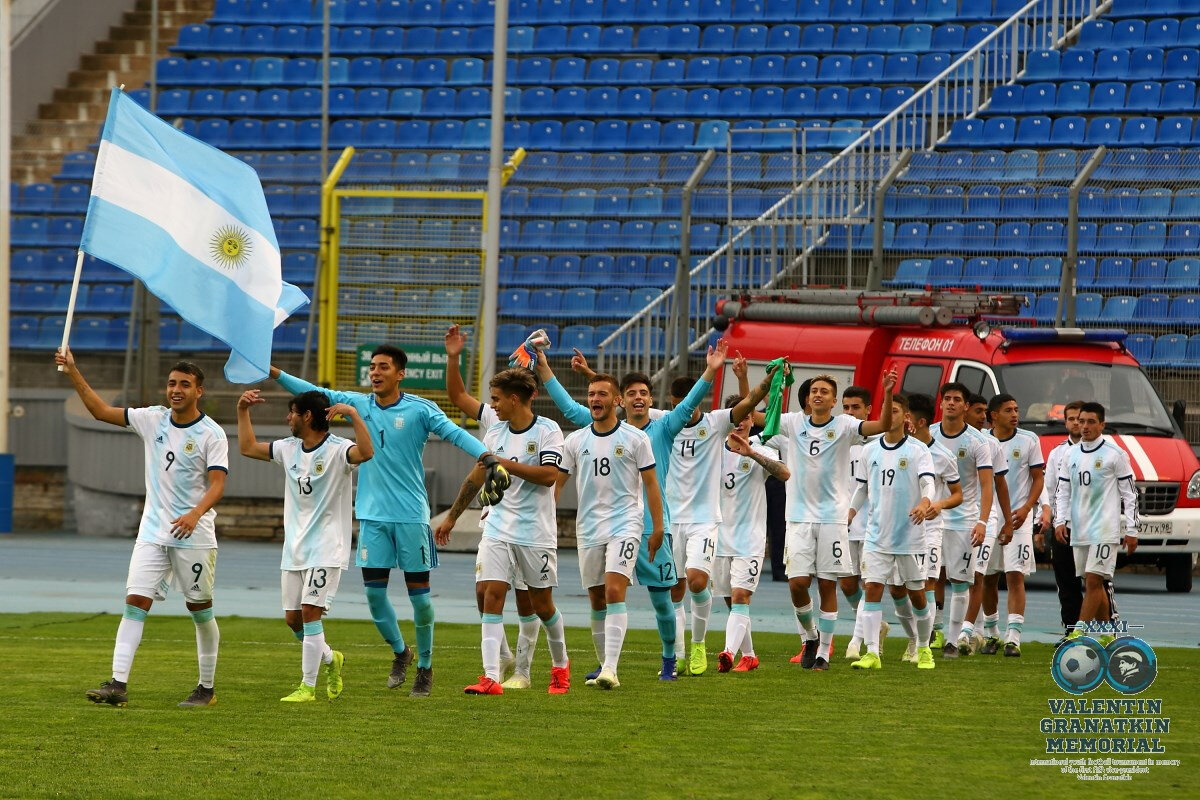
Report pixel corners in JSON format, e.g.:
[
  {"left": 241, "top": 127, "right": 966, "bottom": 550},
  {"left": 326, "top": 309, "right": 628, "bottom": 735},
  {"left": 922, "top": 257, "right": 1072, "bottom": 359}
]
[{"left": 80, "top": 88, "right": 308, "bottom": 383}]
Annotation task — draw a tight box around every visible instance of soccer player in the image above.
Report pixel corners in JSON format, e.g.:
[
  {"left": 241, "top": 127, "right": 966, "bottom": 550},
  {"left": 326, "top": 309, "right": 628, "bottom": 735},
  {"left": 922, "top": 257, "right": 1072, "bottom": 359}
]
[
  {"left": 236, "top": 389, "right": 373, "bottom": 702},
  {"left": 536, "top": 341, "right": 729, "bottom": 681},
  {"left": 848, "top": 393, "right": 938, "bottom": 671},
  {"left": 899, "top": 393, "right": 962, "bottom": 662},
  {"left": 735, "top": 366, "right": 897, "bottom": 671},
  {"left": 56, "top": 348, "right": 228, "bottom": 708},
  {"left": 271, "top": 346, "right": 498, "bottom": 697},
  {"left": 1041, "top": 400, "right": 1088, "bottom": 638},
  {"left": 555, "top": 372, "right": 665, "bottom": 689},
  {"left": 839, "top": 386, "right": 881, "bottom": 660},
  {"left": 929, "top": 382, "right": 996, "bottom": 659},
  {"left": 664, "top": 373, "right": 756, "bottom": 675},
  {"left": 714, "top": 395, "right": 791, "bottom": 673},
  {"left": 975, "top": 394, "right": 1044, "bottom": 657},
  {"left": 434, "top": 368, "right": 571, "bottom": 696},
  {"left": 1054, "top": 402, "right": 1138, "bottom": 635}
]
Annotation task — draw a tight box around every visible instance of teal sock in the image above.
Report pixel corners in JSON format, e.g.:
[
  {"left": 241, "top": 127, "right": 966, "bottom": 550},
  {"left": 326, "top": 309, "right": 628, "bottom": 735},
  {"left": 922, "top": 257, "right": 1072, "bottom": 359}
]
[
  {"left": 730, "top": 603, "right": 750, "bottom": 616},
  {"left": 409, "top": 588, "right": 434, "bottom": 669},
  {"left": 649, "top": 588, "right": 676, "bottom": 658},
  {"left": 302, "top": 620, "right": 323, "bottom": 636},
  {"left": 364, "top": 581, "right": 405, "bottom": 653},
  {"left": 688, "top": 587, "right": 712, "bottom": 605},
  {"left": 292, "top": 628, "right": 304, "bottom": 642},
  {"left": 845, "top": 586, "right": 863, "bottom": 607},
  {"left": 122, "top": 604, "right": 148, "bottom": 622},
  {"left": 189, "top": 608, "right": 214, "bottom": 624}
]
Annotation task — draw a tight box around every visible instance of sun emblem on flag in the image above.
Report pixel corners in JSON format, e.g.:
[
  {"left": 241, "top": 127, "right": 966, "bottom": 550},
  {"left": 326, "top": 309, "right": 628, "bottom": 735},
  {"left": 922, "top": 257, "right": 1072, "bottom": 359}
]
[{"left": 209, "top": 225, "right": 252, "bottom": 270}]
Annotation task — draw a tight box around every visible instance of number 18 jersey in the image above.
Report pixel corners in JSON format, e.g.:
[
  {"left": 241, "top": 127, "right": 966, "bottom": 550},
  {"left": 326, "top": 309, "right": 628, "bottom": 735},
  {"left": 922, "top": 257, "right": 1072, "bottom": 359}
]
[{"left": 559, "top": 422, "right": 655, "bottom": 548}]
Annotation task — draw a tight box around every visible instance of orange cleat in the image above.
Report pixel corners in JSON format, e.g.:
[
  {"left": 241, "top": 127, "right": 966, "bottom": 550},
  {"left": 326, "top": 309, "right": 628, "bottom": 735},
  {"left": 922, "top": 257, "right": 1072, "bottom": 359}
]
[
  {"left": 548, "top": 664, "right": 570, "bottom": 694},
  {"left": 789, "top": 651, "right": 805, "bottom": 663},
  {"left": 732, "top": 655, "right": 760, "bottom": 672},
  {"left": 464, "top": 675, "right": 503, "bottom": 695},
  {"left": 717, "top": 651, "right": 735, "bottom": 673}
]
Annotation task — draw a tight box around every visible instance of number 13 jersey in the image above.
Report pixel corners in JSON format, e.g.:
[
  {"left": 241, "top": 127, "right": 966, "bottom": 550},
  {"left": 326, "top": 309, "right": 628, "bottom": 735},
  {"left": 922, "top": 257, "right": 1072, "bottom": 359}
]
[{"left": 271, "top": 434, "right": 357, "bottom": 570}]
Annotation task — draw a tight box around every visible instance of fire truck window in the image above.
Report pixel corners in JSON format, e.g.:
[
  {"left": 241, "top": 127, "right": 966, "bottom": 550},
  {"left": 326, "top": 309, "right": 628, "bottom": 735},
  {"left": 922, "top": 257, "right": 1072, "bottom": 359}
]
[
  {"left": 955, "top": 366, "right": 993, "bottom": 398},
  {"left": 901, "top": 364, "right": 942, "bottom": 399}
]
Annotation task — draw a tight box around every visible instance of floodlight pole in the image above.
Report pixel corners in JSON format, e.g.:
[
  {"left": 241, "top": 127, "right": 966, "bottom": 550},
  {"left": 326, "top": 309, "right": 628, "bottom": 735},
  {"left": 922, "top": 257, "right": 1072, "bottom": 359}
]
[
  {"left": 479, "top": 0, "right": 510, "bottom": 393},
  {"left": 0, "top": 0, "right": 12, "bottom": 453},
  {"left": 1059, "top": 146, "right": 1105, "bottom": 327}
]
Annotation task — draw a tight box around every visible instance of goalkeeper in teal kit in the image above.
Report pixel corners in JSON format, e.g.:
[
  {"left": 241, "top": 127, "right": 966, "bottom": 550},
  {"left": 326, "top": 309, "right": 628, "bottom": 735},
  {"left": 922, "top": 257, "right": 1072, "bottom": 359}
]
[{"left": 271, "top": 345, "right": 507, "bottom": 697}]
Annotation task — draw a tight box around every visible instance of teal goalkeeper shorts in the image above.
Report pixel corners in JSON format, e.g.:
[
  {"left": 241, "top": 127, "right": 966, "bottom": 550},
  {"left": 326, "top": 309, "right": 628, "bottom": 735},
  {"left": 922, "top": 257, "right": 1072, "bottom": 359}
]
[
  {"left": 635, "top": 531, "right": 677, "bottom": 588},
  {"left": 356, "top": 522, "right": 439, "bottom": 572}
]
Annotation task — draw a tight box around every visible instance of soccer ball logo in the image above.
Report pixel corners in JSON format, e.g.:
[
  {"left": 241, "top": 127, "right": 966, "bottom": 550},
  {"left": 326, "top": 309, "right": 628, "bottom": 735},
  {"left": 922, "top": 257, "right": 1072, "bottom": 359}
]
[{"left": 1051, "top": 637, "right": 1108, "bottom": 694}]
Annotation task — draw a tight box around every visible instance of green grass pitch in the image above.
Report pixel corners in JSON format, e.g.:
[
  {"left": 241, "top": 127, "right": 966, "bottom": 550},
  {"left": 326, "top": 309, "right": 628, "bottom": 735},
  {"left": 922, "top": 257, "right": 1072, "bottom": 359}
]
[{"left": 0, "top": 612, "right": 1194, "bottom": 799}]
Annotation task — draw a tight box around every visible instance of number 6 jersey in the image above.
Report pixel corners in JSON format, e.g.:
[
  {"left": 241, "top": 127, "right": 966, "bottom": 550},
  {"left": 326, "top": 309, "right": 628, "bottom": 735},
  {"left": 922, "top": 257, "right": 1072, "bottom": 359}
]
[
  {"left": 559, "top": 422, "right": 656, "bottom": 548},
  {"left": 271, "top": 434, "right": 357, "bottom": 570}
]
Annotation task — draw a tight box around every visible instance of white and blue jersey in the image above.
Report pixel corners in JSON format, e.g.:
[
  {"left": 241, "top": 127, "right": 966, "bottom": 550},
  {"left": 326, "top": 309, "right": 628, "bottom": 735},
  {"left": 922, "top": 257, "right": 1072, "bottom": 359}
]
[
  {"left": 125, "top": 407, "right": 228, "bottom": 549},
  {"left": 848, "top": 434, "right": 877, "bottom": 541},
  {"left": 776, "top": 412, "right": 865, "bottom": 524},
  {"left": 271, "top": 434, "right": 356, "bottom": 570},
  {"left": 558, "top": 421, "right": 655, "bottom": 548},
  {"left": 1055, "top": 436, "right": 1139, "bottom": 546},
  {"left": 544, "top": 375, "right": 711, "bottom": 533},
  {"left": 857, "top": 435, "right": 936, "bottom": 555},
  {"left": 276, "top": 372, "right": 486, "bottom": 524},
  {"left": 717, "top": 436, "right": 775, "bottom": 558},
  {"left": 925, "top": 438, "right": 961, "bottom": 530},
  {"left": 481, "top": 415, "right": 564, "bottom": 549},
  {"left": 931, "top": 422, "right": 997, "bottom": 531},
  {"left": 668, "top": 409, "right": 736, "bottom": 524},
  {"left": 988, "top": 427, "right": 1044, "bottom": 511}
]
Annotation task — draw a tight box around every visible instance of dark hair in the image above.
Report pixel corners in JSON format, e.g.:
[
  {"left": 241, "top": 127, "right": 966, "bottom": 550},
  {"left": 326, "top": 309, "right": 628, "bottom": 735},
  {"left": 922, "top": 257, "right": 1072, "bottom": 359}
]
[
  {"left": 590, "top": 372, "right": 622, "bottom": 394},
  {"left": 939, "top": 381, "right": 970, "bottom": 401},
  {"left": 843, "top": 385, "right": 872, "bottom": 406},
  {"left": 987, "top": 393, "right": 1017, "bottom": 414},
  {"left": 891, "top": 392, "right": 910, "bottom": 413},
  {"left": 724, "top": 393, "right": 744, "bottom": 409},
  {"left": 810, "top": 374, "right": 838, "bottom": 398},
  {"left": 796, "top": 378, "right": 812, "bottom": 407},
  {"left": 289, "top": 390, "right": 331, "bottom": 432},
  {"left": 967, "top": 393, "right": 988, "bottom": 408},
  {"left": 907, "top": 393, "right": 936, "bottom": 425},
  {"left": 1079, "top": 401, "right": 1106, "bottom": 422},
  {"left": 490, "top": 368, "right": 538, "bottom": 402},
  {"left": 371, "top": 344, "right": 408, "bottom": 369},
  {"left": 168, "top": 361, "right": 205, "bottom": 387},
  {"left": 620, "top": 371, "right": 653, "bottom": 394},
  {"left": 670, "top": 376, "right": 696, "bottom": 399},
  {"left": 1064, "top": 399, "right": 1086, "bottom": 414}
]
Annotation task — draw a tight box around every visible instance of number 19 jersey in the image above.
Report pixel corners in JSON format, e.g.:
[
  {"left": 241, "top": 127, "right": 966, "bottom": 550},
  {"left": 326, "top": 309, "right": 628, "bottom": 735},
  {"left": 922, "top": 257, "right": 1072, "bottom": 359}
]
[
  {"left": 559, "top": 422, "right": 655, "bottom": 548},
  {"left": 776, "top": 412, "right": 865, "bottom": 524},
  {"left": 857, "top": 435, "right": 935, "bottom": 554},
  {"left": 271, "top": 434, "right": 356, "bottom": 570}
]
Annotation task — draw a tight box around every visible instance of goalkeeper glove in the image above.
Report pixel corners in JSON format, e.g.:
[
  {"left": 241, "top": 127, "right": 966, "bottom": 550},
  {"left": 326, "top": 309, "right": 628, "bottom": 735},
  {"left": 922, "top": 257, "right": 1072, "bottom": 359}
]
[{"left": 478, "top": 453, "right": 512, "bottom": 506}]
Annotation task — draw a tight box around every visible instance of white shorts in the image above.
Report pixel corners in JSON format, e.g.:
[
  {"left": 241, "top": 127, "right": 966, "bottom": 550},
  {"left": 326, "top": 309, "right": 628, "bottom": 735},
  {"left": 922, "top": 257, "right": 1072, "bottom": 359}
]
[
  {"left": 942, "top": 527, "right": 978, "bottom": 584},
  {"left": 477, "top": 537, "right": 557, "bottom": 589},
  {"left": 986, "top": 525, "right": 1036, "bottom": 576},
  {"left": 784, "top": 521, "right": 855, "bottom": 580},
  {"left": 863, "top": 550, "right": 925, "bottom": 591},
  {"left": 711, "top": 555, "right": 763, "bottom": 595},
  {"left": 847, "top": 539, "right": 865, "bottom": 576},
  {"left": 924, "top": 524, "right": 943, "bottom": 580},
  {"left": 1073, "top": 542, "right": 1118, "bottom": 579},
  {"left": 281, "top": 567, "right": 343, "bottom": 611},
  {"left": 578, "top": 536, "right": 640, "bottom": 590},
  {"left": 126, "top": 540, "right": 217, "bottom": 603},
  {"left": 670, "top": 522, "right": 717, "bottom": 575}
]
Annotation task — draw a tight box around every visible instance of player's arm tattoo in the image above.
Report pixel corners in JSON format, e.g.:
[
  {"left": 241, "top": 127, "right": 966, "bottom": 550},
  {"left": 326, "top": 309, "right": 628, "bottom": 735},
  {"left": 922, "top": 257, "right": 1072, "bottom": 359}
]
[
  {"left": 745, "top": 448, "right": 789, "bottom": 481},
  {"left": 446, "top": 471, "right": 484, "bottom": 523}
]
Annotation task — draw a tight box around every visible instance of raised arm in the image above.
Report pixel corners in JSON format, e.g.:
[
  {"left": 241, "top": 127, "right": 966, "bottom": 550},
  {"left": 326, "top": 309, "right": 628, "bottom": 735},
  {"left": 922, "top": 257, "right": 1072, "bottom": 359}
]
[
  {"left": 535, "top": 350, "right": 592, "bottom": 427},
  {"left": 236, "top": 389, "right": 272, "bottom": 461},
  {"left": 443, "top": 324, "right": 483, "bottom": 419},
  {"left": 729, "top": 432, "right": 790, "bottom": 481},
  {"left": 425, "top": 406, "right": 488, "bottom": 460},
  {"left": 328, "top": 403, "right": 374, "bottom": 464},
  {"left": 54, "top": 346, "right": 126, "bottom": 427},
  {"left": 570, "top": 348, "right": 598, "bottom": 380},
  {"left": 859, "top": 368, "right": 897, "bottom": 436},
  {"left": 664, "top": 341, "right": 727, "bottom": 434},
  {"left": 269, "top": 365, "right": 352, "bottom": 404},
  {"left": 731, "top": 366, "right": 777, "bottom": 430}
]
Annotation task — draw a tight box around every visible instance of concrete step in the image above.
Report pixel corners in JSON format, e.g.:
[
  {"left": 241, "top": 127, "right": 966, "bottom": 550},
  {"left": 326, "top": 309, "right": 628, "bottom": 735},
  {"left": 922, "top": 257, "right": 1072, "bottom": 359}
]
[
  {"left": 80, "top": 53, "right": 151, "bottom": 73},
  {"left": 66, "top": 68, "right": 121, "bottom": 89},
  {"left": 37, "top": 101, "right": 110, "bottom": 122}
]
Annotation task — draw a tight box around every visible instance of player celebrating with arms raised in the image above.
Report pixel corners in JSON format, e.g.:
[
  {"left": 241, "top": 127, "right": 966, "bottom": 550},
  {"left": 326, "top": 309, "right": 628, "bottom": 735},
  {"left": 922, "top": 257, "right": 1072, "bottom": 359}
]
[
  {"left": 57, "top": 349, "right": 227, "bottom": 708},
  {"left": 237, "top": 389, "right": 373, "bottom": 702}
]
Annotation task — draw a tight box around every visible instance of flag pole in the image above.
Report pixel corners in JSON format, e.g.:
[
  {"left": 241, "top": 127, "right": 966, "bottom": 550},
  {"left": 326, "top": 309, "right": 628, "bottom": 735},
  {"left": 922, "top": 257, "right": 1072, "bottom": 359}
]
[{"left": 55, "top": 250, "right": 86, "bottom": 371}]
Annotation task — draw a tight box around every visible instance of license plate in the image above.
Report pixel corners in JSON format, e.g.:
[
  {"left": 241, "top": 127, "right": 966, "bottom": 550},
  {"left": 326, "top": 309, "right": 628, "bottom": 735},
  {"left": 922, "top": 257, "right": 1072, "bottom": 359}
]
[{"left": 1138, "top": 520, "right": 1172, "bottom": 537}]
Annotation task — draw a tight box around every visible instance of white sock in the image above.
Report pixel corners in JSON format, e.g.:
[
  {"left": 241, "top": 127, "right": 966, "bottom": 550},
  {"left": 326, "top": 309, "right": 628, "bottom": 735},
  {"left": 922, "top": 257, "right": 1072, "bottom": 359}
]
[
  {"left": 302, "top": 625, "right": 325, "bottom": 687},
  {"left": 741, "top": 627, "right": 755, "bottom": 657},
  {"left": 689, "top": 590, "right": 712, "bottom": 645},
  {"left": 499, "top": 632, "right": 514, "bottom": 662},
  {"left": 515, "top": 614, "right": 540, "bottom": 678},
  {"left": 794, "top": 601, "right": 817, "bottom": 639},
  {"left": 673, "top": 602, "right": 686, "bottom": 658},
  {"left": 817, "top": 610, "right": 838, "bottom": 657},
  {"left": 192, "top": 611, "right": 219, "bottom": 689},
  {"left": 112, "top": 614, "right": 145, "bottom": 683},
  {"left": 984, "top": 612, "right": 1000, "bottom": 636},
  {"left": 724, "top": 605, "right": 750, "bottom": 656},
  {"left": 914, "top": 602, "right": 933, "bottom": 646},
  {"left": 603, "top": 603, "right": 629, "bottom": 672},
  {"left": 481, "top": 614, "right": 504, "bottom": 681},
  {"left": 862, "top": 603, "right": 883, "bottom": 655},
  {"left": 892, "top": 594, "right": 917, "bottom": 641},
  {"left": 947, "top": 585, "right": 969, "bottom": 646},
  {"left": 850, "top": 596, "right": 866, "bottom": 646},
  {"left": 1006, "top": 613, "right": 1024, "bottom": 645},
  {"left": 543, "top": 611, "right": 569, "bottom": 668}
]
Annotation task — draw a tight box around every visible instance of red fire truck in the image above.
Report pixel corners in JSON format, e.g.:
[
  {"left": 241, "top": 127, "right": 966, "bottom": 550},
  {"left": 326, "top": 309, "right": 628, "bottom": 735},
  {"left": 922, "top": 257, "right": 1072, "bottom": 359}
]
[{"left": 712, "top": 290, "right": 1199, "bottom": 592}]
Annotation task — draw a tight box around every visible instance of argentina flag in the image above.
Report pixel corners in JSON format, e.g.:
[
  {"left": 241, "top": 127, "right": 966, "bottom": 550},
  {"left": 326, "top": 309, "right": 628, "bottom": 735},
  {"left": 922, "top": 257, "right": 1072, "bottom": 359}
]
[{"left": 79, "top": 88, "right": 309, "bottom": 383}]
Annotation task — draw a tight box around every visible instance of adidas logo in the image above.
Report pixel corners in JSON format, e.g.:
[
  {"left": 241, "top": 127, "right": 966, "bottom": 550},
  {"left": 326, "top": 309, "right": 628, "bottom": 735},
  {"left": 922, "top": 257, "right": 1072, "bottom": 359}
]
[
  {"left": 582, "top": 448, "right": 591, "bottom": 455},
  {"left": 190, "top": 583, "right": 200, "bottom": 590},
  {"left": 496, "top": 446, "right": 505, "bottom": 453},
  {"left": 155, "top": 435, "right": 165, "bottom": 443},
  {"left": 308, "top": 589, "right": 319, "bottom": 596},
  {"left": 618, "top": 560, "right": 628, "bottom": 566}
]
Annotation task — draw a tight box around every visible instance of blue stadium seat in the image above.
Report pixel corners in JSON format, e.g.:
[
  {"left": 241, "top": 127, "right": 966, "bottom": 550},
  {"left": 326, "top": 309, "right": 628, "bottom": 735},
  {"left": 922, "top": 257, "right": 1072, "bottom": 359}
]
[
  {"left": 1148, "top": 334, "right": 1187, "bottom": 368},
  {"left": 1125, "top": 332, "right": 1155, "bottom": 363}
]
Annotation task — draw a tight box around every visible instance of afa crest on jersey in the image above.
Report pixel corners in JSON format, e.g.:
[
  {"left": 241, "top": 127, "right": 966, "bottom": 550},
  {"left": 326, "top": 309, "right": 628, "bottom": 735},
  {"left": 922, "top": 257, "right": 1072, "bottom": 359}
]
[
  {"left": 898, "top": 458, "right": 908, "bottom": 470},
  {"left": 526, "top": 440, "right": 537, "bottom": 455},
  {"left": 394, "top": 416, "right": 405, "bottom": 429},
  {"left": 1094, "top": 458, "right": 1103, "bottom": 469},
  {"left": 698, "top": 427, "right": 708, "bottom": 438},
  {"left": 314, "top": 459, "right": 325, "bottom": 475},
  {"left": 825, "top": 430, "right": 836, "bottom": 440},
  {"left": 614, "top": 445, "right": 625, "bottom": 458},
  {"left": 183, "top": 438, "right": 197, "bottom": 455},
  {"left": 958, "top": 448, "right": 967, "bottom": 458},
  {"left": 1012, "top": 448, "right": 1021, "bottom": 459},
  {"left": 739, "top": 460, "right": 751, "bottom": 472}
]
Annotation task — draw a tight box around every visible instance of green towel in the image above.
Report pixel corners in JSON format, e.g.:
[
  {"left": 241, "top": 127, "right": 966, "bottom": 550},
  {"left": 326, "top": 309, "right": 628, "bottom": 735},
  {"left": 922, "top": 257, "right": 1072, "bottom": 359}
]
[{"left": 760, "top": 357, "right": 793, "bottom": 443}]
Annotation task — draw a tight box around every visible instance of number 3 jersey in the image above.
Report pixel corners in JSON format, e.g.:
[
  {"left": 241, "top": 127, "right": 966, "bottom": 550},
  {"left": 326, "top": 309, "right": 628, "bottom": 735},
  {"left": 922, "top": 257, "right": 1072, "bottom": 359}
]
[
  {"left": 856, "top": 435, "right": 936, "bottom": 554},
  {"left": 480, "top": 415, "right": 565, "bottom": 549},
  {"left": 271, "top": 434, "right": 357, "bottom": 570},
  {"left": 718, "top": 436, "right": 776, "bottom": 558},
  {"left": 559, "top": 422, "right": 656, "bottom": 548},
  {"left": 125, "top": 407, "right": 228, "bottom": 549}
]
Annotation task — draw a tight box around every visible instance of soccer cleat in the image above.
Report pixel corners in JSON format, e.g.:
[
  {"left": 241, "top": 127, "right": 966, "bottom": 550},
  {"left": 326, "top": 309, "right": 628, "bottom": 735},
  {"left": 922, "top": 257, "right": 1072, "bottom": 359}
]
[
  {"left": 585, "top": 664, "right": 603, "bottom": 686},
  {"left": 325, "top": 650, "right": 345, "bottom": 700},
  {"left": 942, "top": 643, "right": 959, "bottom": 659},
  {"left": 178, "top": 684, "right": 216, "bottom": 707},
  {"left": 980, "top": 636, "right": 1001, "bottom": 655},
  {"left": 789, "top": 650, "right": 805, "bottom": 663},
  {"left": 548, "top": 665, "right": 570, "bottom": 694},
  {"left": 1004, "top": 642, "right": 1022, "bottom": 658},
  {"left": 845, "top": 639, "right": 862, "bottom": 660},
  {"left": 1098, "top": 634, "right": 1115, "bottom": 648},
  {"left": 972, "top": 632, "right": 985, "bottom": 653},
  {"left": 409, "top": 667, "right": 433, "bottom": 698},
  {"left": 800, "top": 637, "right": 820, "bottom": 670},
  {"left": 957, "top": 633, "right": 975, "bottom": 656},
  {"left": 464, "top": 675, "right": 503, "bottom": 695},
  {"left": 688, "top": 642, "right": 708, "bottom": 676},
  {"left": 930, "top": 629, "right": 946, "bottom": 650},
  {"left": 659, "top": 656, "right": 677, "bottom": 681},
  {"left": 916, "top": 647, "right": 936, "bottom": 670},
  {"left": 717, "top": 651, "right": 735, "bottom": 673},
  {"left": 901, "top": 640, "right": 918, "bottom": 662},
  {"left": 812, "top": 656, "right": 830, "bottom": 671},
  {"left": 501, "top": 673, "right": 531, "bottom": 689},
  {"left": 596, "top": 667, "right": 620, "bottom": 689},
  {"left": 732, "top": 655, "right": 759, "bottom": 672},
  {"left": 85, "top": 680, "right": 128, "bottom": 707},
  {"left": 851, "top": 651, "right": 881, "bottom": 670},
  {"left": 879, "top": 620, "right": 890, "bottom": 643},
  {"left": 281, "top": 683, "right": 317, "bottom": 703},
  {"left": 1065, "top": 627, "right": 1083, "bottom": 641},
  {"left": 387, "top": 647, "right": 414, "bottom": 689},
  {"left": 499, "top": 652, "right": 516, "bottom": 682}
]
